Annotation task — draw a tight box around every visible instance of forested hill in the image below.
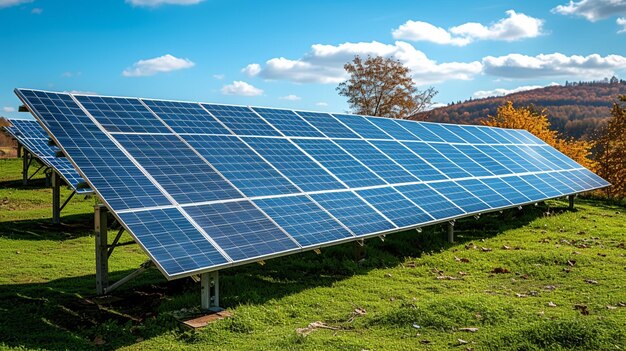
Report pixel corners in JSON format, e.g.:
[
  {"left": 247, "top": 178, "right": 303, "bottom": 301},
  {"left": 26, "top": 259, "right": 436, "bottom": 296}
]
[{"left": 412, "top": 80, "right": 626, "bottom": 140}]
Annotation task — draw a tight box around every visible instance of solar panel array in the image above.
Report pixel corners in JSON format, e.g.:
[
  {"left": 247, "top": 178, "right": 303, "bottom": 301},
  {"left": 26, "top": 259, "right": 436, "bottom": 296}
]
[
  {"left": 15, "top": 89, "right": 610, "bottom": 279},
  {"left": 2, "top": 119, "right": 91, "bottom": 194}
]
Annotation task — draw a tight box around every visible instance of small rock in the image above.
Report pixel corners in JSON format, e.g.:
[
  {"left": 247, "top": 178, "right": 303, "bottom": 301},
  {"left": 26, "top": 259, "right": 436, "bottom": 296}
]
[
  {"left": 607, "top": 305, "right": 617, "bottom": 310},
  {"left": 458, "top": 338, "right": 469, "bottom": 345},
  {"left": 501, "top": 245, "right": 511, "bottom": 250},
  {"left": 547, "top": 302, "right": 557, "bottom": 307},
  {"left": 481, "top": 247, "right": 492, "bottom": 252},
  {"left": 544, "top": 285, "right": 556, "bottom": 291}
]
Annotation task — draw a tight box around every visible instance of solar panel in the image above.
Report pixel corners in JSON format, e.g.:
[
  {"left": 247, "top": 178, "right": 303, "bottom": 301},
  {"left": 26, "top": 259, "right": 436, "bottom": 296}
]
[
  {"left": 15, "top": 88, "right": 610, "bottom": 280},
  {"left": 3, "top": 119, "right": 91, "bottom": 193}
]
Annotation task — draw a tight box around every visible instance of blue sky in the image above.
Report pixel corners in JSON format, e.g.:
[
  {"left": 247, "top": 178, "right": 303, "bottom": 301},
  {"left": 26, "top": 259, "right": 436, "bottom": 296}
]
[{"left": 1, "top": 0, "right": 626, "bottom": 118}]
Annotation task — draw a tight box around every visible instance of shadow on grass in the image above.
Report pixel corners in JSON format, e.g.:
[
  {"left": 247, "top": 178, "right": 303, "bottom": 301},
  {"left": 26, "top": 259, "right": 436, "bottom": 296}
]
[
  {"left": 0, "top": 202, "right": 562, "bottom": 350},
  {"left": 0, "top": 175, "right": 50, "bottom": 190},
  {"left": 0, "top": 212, "right": 94, "bottom": 241}
]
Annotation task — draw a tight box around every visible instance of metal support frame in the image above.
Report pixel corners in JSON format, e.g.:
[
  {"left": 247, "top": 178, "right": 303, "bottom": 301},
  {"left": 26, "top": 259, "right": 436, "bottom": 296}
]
[
  {"left": 16, "top": 143, "right": 22, "bottom": 158},
  {"left": 22, "top": 149, "right": 31, "bottom": 185},
  {"left": 94, "top": 204, "right": 146, "bottom": 295},
  {"left": 568, "top": 194, "right": 576, "bottom": 210},
  {"left": 447, "top": 221, "right": 455, "bottom": 243},
  {"left": 201, "top": 271, "right": 221, "bottom": 311},
  {"left": 51, "top": 172, "right": 61, "bottom": 224}
]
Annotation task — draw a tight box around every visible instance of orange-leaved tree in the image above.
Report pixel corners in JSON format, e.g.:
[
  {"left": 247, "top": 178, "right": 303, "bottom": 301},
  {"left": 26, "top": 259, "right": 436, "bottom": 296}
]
[
  {"left": 594, "top": 95, "right": 626, "bottom": 199},
  {"left": 482, "top": 101, "right": 594, "bottom": 169}
]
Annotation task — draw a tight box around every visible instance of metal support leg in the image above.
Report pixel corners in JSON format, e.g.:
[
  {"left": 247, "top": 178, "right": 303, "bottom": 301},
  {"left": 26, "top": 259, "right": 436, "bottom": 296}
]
[
  {"left": 22, "top": 149, "right": 29, "bottom": 186},
  {"left": 201, "top": 271, "right": 221, "bottom": 311},
  {"left": 17, "top": 143, "right": 22, "bottom": 158},
  {"left": 568, "top": 194, "right": 575, "bottom": 210},
  {"left": 52, "top": 172, "right": 61, "bottom": 224},
  {"left": 447, "top": 221, "right": 455, "bottom": 243},
  {"left": 95, "top": 204, "right": 109, "bottom": 295}
]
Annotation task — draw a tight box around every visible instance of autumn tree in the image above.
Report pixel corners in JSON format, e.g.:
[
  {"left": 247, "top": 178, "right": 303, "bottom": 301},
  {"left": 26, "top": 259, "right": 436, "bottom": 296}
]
[
  {"left": 594, "top": 96, "right": 626, "bottom": 199},
  {"left": 482, "top": 101, "right": 594, "bottom": 169},
  {"left": 337, "top": 55, "right": 437, "bottom": 119}
]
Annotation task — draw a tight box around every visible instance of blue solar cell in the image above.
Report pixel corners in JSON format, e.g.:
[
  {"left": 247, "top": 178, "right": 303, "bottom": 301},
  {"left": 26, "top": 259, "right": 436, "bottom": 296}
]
[
  {"left": 356, "top": 187, "right": 434, "bottom": 227},
  {"left": 455, "top": 179, "right": 512, "bottom": 208},
  {"left": 501, "top": 176, "right": 546, "bottom": 202},
  {"left": 519, "top": 174, "right": 562, "bottom": 198},
  {"left": 293, "top": 138, "right": 385, "bottom": 188},
  {"left": 556, "top": 171, "right": 589, "bottom": 191},
  {"left": 182, "top": 134, "right": 299, "bottom": 197},
  {"left": 294, "top": 111, "right": 359, "bottom": 138},
  {"left": 119, "top": 208, "right": 228, "bottom": 276},
  {"left": 5, "top": 120, "right": 90, "bottom": 193},
  {"left": 475, "top": 145, "right": 527, "bottom": 174},
  {"left": 142, "top": 99, "right": 231, "bottom": 135},
  {"left": 184, "top": 200, "right": 298, "bottom": 261},
  {"left": 480, "top": 177, "right": 531, "bottom": 204},
  {"left": 395, "top": 120, "right": 445, "bottom": 142},
  {"left": 402, "top": 142, "right": 472, "bottom": 179},
  {"left": 75, "top": 95, "right": 169, "bottom": 133},
  {"left": 333, "top": 114, "right": 393, "bottom": 139},
  {"left": 419, "top": 123, "right": 466, "bottom": 143},
  {"left": 477, "top": 127, "right": 511, "bottom": 144},
  {"left": 311, "top": 191, "right": 395, "bottom": 235},
  {"left": 370, "top": 140, "right": 447, "bottom": 181},
  {"left": 463, "top": 126, "right": 501, "bottom": 144},
  {"left": 16, "top": 89, "right": 170, "bottom": 211},
  {"left": 335, "top": 139, "right": 418, "bottom": 184},
  {"left": 254, "top": 195, "right": 353, "bottom": 247},
  {"left": 252, "top": 107, "right": 324, "bottom": 137},
  {"left": 506, "top": 145, "right": 553, "bottom": 171},
  {"left": 426, "top": 181, "right": 489, "bottom": 214},
  {"left": 535, "top": 172, "right": 577, "bottom": 194},
  {"left": 395, "top": 183, "right": 465, "bottom": 219},
  {"left": 114, "top": 133, "right": 241, "bottom": 204},
  {"left": 500, "top": 129, "right": 527, "bottom": 144},
  {"left": 428, "top": 143, "right": 493, "bottom": 177},
  {"left": 539, "top": 146, "right": 583, "bottom": 170},
  {"left": 509, "top": 129, "right": 539, "bottom": 144},
  {"left": 366, "top": 117, "right": 418, "bottom": 140},
  {"left": 202, "top": 104, "right": 281, "bottom": 136},
  {"left": 242, "top": 137, "right": 346, "bottom": 192},
  {"left": 571, "top": 169, "right": 608, "bottom": 188},
  {"left": 453, "top": 144, "right": 511, "bottom": 175},
  {"left": 493, "top": 145, "right": 542, "bottom": 172},
  {"left": 442, "top": 124, "right": 483, "bottom": 144},
  {"left": 528, "top": 146, "right": 570, "bottom": 170}
]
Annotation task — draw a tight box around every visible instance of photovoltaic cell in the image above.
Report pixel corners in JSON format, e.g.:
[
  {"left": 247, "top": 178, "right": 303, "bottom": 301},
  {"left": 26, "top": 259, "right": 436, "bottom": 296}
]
[
  {"left": 366, "top": 117, "right": 417, "bottom": 140},
  {"left": 428, "top": 143, "right": 493, "bottom": 177},
  {"left": 395, "top": 183, "right": 465, "bottom": 219},
  {"left": 419, "top": 123, "right": 466, "bottom": 143},
  {"left": 202, "top": 104, "right": 281, "bottom": 136},
  {"left": 519, "top": 174, "right": 562, "bottom": 198},
  {"left": 182, "top": 134, "right": 299, "bottom": 197},
  {"left": 242, "top": 137, "right": 346, "bottom": 192},
  {"left": 311, "top": 191, "right": 395, "bottom": 235},
  {"left": 356, "top": 187, "right": 433, "bottom": 228},
  {"left": 455, "top": 179, "right": 512, "bottom": 208},
  {"left": 402, "top": 142, "right": 472, "bottom": 179},
  {"left": 294, "top": 111, "right": 359, "bottom": 138},
  {"left": 477, "top": 145, "right": 528, "bottom": 173},
  {"left": 395, "top": 120, "right": 445, "bottom": 142},
  {"left": 142, "top": 99, "right": 231, "bottom": 135},
  {"left": 75, "top": 95, "right": 169, "bottom": 134},
  {"left": 463, "top": 126, "right": 500, "bottom": 144},
  {"left": 453, "top": 144, "right": 511, "bottom": 175},
  {"left": 293, "top": 138, "right": 385, "bottom": 188},
  {"left": 184, "top": 201, "right": 298, "bottom": 261},
  {"left": 334, "top": 139, "right": 418, "bottom": 184},
  {"left": 118, "top": 208, "right": 228, "bottom": 276},
  {"left": 442, "top": 124, "right": 483, "bottom": 144},
  {"left": 252, "top": 107, "right": 324, "bottom": 137},
  {"left": 426, "top": 181, "right": 489, "bottom": 213},
  {"left": 536, "top": 172, "right": 577, "bottom": 194},
  {"left": 16, "top": 89, "right": 170, "bottom": 211},
  {"left": 333, "top": 114, "right": 392, "bottom": 140},
  {"left": 370, "top": 140, "right": 447, "bottom": 181},
  {"left": 254, "top": 195, "right": 353, "bottom": 247},
  {"left": 493, "top": 145, "right": 541, "bottom": 172},
  {"left": 501, "top": 176, "right": 546, "bottom": 202},
  {"left": 113, "top": 133, "right": 241, "bottom": 204},
  {"left": 480, "top": 177, "right": 531, "bottom": 204}
]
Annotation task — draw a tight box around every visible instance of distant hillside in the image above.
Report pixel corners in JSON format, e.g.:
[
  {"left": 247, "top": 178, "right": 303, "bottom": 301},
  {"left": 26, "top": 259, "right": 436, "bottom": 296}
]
[{"left": 413, "top": 79, "right": 626, "bottom": 140}]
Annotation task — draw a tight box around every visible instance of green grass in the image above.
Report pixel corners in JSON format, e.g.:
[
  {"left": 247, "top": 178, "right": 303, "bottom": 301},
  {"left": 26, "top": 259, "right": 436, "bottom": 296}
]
[{"left": 1, "top": 157, "right": 625, "bottom": 350}]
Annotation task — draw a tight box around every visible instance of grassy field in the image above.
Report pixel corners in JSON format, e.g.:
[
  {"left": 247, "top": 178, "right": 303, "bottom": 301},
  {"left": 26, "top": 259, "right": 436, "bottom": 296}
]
[{"left": 0, "top": 157, "right": 625, "bottom": 351}]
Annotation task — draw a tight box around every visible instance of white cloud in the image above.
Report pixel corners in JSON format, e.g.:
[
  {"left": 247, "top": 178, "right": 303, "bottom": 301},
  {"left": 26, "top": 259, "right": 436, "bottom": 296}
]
[
  {"left": 2, "top": 106, "right": 16, "bottom": 113},
  {"left": 618, "top": 17, "right": 626, "bottom": 32},
  {"left": 472, "top": 84, "right": 550, "bottom": 99},
  {"left": 221, "top": 81, "right": 263, "bottom": 96},
  {"left": 242, "top": 63, "right": 261, "bottom": 76},
  {"left": 212, "top": 74, "right": 224, "bottom": 80},
  {"left": 482, "top": 52, "right": 626, "bottom": 78},
  {"left": 0, "top": 0, "right": 33, "bottom": 8},
  {"left": 279, "top": 94, "right": 301, "bottom": 101},
  {"left": 552, "top": 0, "right": 626, "bottom": 21},
  {"left": 392, "top": 10, "right": 543, "bottom": 46},
  {"left": 62, "top": 71, "right": 81, "bottom": 78},
  {"left": 125, "top": 0, "right": 203, "bottom": 7},
  {"left": 122, "top": 54, "right": 194, "bottom": 77},
  {"left": 31, "top": 7, "right": 42, "bottom": 14},
  {"left": 243, "top": 41, "right": 482, "bottom": 85}
]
